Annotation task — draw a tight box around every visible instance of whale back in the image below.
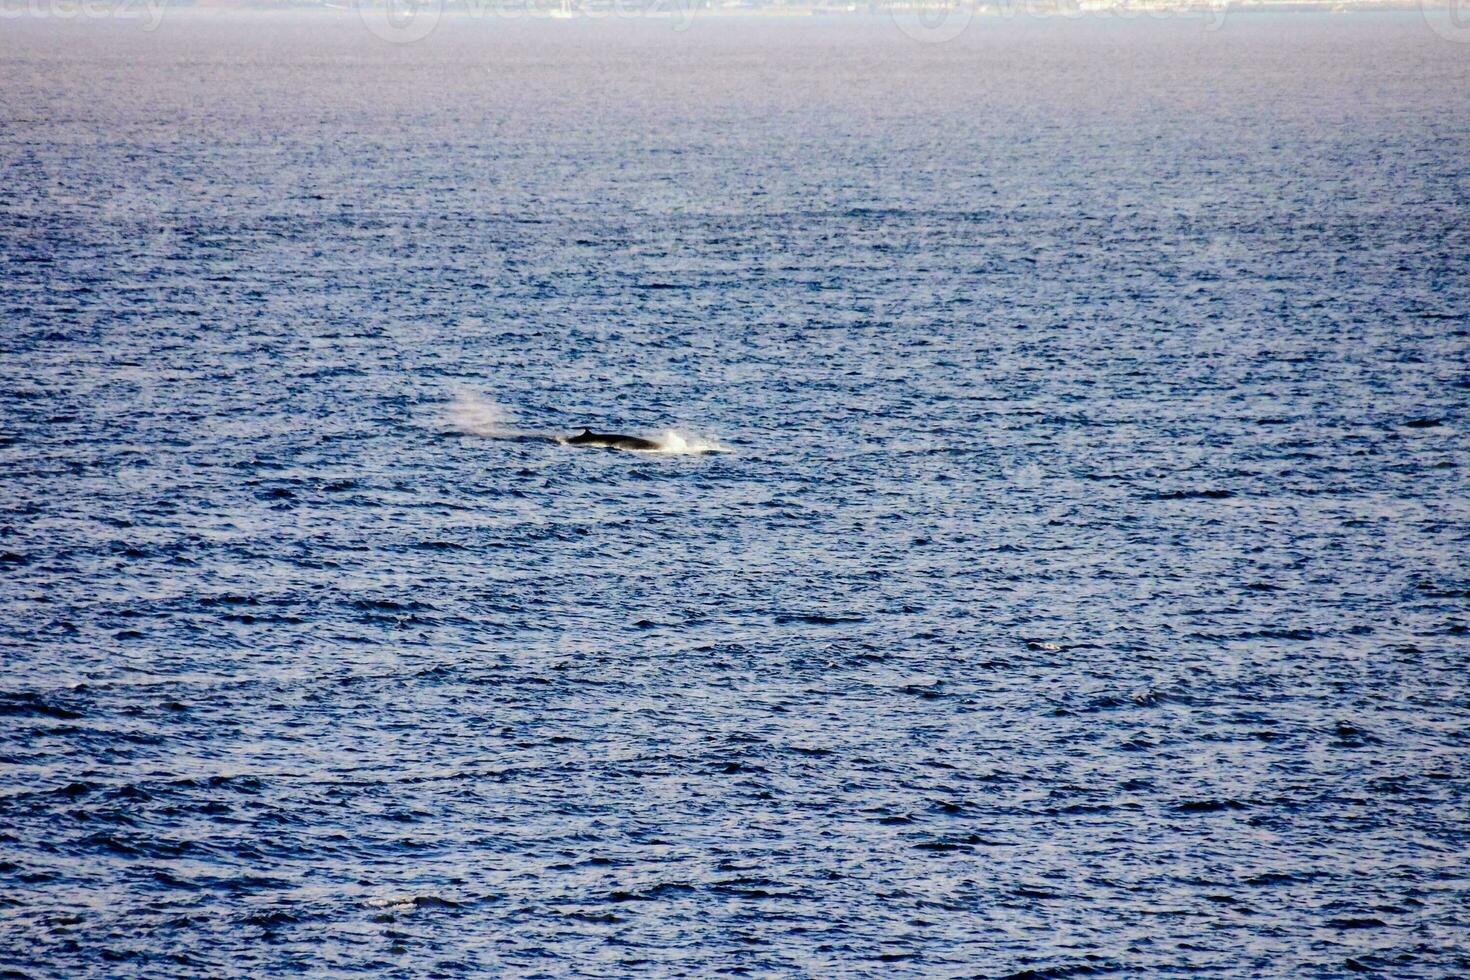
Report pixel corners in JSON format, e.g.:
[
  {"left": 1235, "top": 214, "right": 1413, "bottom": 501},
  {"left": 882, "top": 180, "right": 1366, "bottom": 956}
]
[{"left": 565, "top": 429, "right": 659, "bottom": 451}]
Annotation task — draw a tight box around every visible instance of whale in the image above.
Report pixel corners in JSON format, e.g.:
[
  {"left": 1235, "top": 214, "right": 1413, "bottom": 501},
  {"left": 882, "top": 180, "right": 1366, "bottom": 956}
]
[{"left": 562, "top": 428, "right": 662, "bottom": 451}]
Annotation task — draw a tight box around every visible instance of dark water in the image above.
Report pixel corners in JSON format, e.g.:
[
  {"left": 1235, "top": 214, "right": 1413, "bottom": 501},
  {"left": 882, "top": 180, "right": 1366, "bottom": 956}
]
[{"left": 2, "top": 12, "right": 1468, "bottom": 977}]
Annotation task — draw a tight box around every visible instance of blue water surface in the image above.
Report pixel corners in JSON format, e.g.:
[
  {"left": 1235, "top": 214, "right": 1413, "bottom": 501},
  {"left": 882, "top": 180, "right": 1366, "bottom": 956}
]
[{"left": 1, "top": 12, "right": 1467, "bottom": 977}]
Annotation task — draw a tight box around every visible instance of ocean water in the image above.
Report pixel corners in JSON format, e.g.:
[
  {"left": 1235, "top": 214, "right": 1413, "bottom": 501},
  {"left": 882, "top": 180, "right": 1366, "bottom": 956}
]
[{"left": 1, "top": 12, "right": 1468, "bottom": 977}]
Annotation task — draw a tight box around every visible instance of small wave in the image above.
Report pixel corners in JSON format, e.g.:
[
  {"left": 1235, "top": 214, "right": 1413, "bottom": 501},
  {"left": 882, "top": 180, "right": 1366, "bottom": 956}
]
[
  {"left": 365, "top": 895, "right": 463, "bottom": 912},
  {"left": 1148, "top": 489, "right": 1235, "bottom": 500}
]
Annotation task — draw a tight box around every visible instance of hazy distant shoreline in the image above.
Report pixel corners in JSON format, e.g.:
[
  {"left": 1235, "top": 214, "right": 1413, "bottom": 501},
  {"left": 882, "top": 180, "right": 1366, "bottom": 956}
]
[{"left": 105, "top": 0, "right": 1451, "bottom": 13}]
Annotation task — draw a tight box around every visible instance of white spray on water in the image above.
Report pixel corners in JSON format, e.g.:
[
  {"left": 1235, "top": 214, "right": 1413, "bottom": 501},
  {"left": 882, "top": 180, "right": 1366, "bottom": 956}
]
[
  {"left": 447, "top": 392, "right": 520, "bottom": 438},
  {"left": 649, "top": 430, "right": 728, "bottom": 455}
]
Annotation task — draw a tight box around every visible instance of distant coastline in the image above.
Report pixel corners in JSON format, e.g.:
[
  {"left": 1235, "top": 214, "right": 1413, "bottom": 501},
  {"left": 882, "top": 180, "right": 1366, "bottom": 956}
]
[{"left": 158, "top": 0, "right": 1449, "bottom": 14}]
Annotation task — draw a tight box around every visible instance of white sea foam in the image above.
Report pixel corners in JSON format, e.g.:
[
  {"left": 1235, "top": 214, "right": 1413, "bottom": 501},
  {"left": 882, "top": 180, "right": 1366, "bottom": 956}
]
[{"left": 649, "top": 430, "right": 728, "bottom": 455}]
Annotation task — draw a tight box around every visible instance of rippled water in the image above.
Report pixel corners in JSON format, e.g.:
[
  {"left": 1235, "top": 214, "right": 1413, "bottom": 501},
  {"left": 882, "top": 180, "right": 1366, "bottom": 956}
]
[{"left": 2, "top": 12, "right": 1468, "bottom": 977}]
